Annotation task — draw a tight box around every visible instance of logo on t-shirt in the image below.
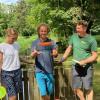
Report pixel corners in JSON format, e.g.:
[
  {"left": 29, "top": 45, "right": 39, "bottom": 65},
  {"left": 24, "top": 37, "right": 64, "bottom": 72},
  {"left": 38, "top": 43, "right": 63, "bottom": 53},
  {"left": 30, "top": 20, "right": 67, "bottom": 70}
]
[{"left": 81, "top": 41, "right": 86, "bottom": 44}]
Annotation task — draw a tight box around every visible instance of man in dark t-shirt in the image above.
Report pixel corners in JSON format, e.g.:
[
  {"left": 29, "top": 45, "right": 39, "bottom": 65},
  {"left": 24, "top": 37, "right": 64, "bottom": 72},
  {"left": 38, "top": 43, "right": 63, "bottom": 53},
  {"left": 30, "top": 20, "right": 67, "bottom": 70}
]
[{"left": 31, "top": 23, "right": 58, "bottom": 100}]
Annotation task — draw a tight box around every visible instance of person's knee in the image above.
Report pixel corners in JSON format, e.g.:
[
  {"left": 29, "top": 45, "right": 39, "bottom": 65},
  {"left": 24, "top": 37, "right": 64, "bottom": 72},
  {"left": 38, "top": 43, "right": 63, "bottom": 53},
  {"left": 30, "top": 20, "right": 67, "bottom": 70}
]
[
  {"left": 85, "top": 89, "right": 93, "bottom": 95},
  {"left": 42, "top": 95, "right": 50, "bottom": 100},
  {"left": 9, "top": 95, "right": 17, "bottom": 100},
  {"left": 73, "top": 89, "right": 78, "bottom": 94},
  {"left": 73, "top": 88, "right": 82, "bottom": 94}
]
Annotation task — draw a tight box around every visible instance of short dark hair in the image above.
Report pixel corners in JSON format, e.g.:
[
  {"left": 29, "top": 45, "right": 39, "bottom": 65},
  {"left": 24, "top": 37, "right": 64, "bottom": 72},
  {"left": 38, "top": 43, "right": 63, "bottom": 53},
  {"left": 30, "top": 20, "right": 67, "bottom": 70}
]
[
  {"left": 37, "top": 23, "right": 50, "bottom": 34},
  {"left": 77, "top": 20, "right": 88, "bottom": 27}
]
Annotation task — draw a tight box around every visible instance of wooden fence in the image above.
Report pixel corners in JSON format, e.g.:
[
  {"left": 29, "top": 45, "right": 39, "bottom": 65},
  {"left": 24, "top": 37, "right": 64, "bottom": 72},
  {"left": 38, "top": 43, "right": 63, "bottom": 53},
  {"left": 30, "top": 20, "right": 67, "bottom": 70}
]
[{"left": 2, "top": 63, "right": 100, "bottom": 100}]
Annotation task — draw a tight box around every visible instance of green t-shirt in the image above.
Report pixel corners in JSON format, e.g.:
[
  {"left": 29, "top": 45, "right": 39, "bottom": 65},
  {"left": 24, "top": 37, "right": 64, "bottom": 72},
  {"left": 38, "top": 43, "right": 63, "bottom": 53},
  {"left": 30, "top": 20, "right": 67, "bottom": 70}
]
[{"left": 69, "top": 33, "right": 97, "bottom": 62}]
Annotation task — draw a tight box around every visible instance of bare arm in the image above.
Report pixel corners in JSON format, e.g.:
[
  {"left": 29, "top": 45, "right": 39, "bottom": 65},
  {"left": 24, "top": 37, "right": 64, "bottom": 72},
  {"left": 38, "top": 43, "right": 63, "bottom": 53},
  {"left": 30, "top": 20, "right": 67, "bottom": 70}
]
[
  {"left": 79, "top": 51, "right": 98, "bottom": 66},
  {"left": 0, "top": 52, "right": 3, "bottom": 71},
  {"left": 60, "top": 45, "right": 72, "bottom": 62}
]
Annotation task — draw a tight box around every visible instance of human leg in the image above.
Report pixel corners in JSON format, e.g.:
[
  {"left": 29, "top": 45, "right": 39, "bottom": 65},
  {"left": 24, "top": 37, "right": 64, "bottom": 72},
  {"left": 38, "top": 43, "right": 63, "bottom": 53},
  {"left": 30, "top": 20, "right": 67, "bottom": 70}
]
[
  {"left": 72, "top": 66, "right": 85, "bottom": 100},
  {"left": 9, "top": 96, "right": 17, "bottom": 100},
  {"left": 13, "top": 69, "right": 22, "bottom": 94},
  {"left": 46, "top": 73, "right": 54, "bottom": 95},
  {"left": 36, "top": 72, "right": 50, "bottom": 100},
  {"left": 42, "top": 95, "right": 50, "bottom": 100},
  {"left": 82, "top": 66, "right": 93, "bottom": 100},
  {"left": 73, "top": 88, "right": 85, "bottom": 100},
  {"left": 86, "top": 89, "right": 93, "bottom": 100},
  {"left": 1, "top": 70, "right": 18, "bottom": 100}
]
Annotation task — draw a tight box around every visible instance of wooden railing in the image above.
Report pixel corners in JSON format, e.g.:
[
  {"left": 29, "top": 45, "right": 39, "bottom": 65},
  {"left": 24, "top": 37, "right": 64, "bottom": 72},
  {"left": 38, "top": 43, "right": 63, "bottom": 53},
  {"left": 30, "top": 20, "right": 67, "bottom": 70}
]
[{"left": 2, "top": 63, "right": 100, "bottom": 100}]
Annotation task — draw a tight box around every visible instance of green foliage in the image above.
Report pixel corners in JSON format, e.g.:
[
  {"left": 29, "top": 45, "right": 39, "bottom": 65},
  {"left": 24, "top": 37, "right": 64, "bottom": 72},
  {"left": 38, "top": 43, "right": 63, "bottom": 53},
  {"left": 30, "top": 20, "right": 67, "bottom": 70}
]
[
  {"left": 0, "top": 0, "right": 100, "bottom": 52},
  {"left": 18, "top": 35, "right": 37, "bottom": 54},
  {"left": 63, "top": 7, "right": 82, "bottom": 24},
  {"left": 94, "top": 35, "right": 100, "bottom": 47},
  {"left": 0, "top": 37, "right": 4, "bottom": 43},
  {"left": 91, "top": 21, "right": 100, "bottom": 34},
  {"left": 0, "top": 4, "right": 8, "bottom": 36}
]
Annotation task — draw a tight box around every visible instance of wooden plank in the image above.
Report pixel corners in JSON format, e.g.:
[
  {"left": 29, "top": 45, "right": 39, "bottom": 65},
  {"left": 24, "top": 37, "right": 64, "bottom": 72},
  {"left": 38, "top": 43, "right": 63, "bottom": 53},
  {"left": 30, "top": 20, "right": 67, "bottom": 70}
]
[{"left": 28, "top": 71, "right": 34, "bottom": 100}]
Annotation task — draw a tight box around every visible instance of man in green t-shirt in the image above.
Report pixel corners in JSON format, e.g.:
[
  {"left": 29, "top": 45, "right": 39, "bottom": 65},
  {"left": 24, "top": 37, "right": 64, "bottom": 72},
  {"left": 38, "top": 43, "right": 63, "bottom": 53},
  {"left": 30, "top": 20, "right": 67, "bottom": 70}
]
[{"left": 59, "top": 20, "right": 98, "bottom": 100}]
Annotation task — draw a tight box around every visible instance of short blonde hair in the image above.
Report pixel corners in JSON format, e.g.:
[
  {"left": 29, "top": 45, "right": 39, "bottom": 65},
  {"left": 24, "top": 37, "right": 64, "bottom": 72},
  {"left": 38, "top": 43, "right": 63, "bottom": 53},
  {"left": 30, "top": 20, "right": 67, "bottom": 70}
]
[{"left": 5, "top": 28, "right": 18, "bottom": 37}]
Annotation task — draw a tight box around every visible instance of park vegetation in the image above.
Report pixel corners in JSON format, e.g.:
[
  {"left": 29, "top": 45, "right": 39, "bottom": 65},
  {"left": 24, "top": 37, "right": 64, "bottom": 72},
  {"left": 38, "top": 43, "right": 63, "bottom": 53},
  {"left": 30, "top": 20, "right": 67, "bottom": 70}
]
[{"left": 0, "top": 0, "right": 100, "bottom": 51}]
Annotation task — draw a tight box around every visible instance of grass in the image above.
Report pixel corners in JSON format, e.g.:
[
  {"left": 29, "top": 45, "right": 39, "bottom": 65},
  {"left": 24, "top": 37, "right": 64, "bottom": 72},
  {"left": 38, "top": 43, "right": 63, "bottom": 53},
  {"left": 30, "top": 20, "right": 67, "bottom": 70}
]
[{"left": 94, "top": 62, "right": 100, "bottom": 99}]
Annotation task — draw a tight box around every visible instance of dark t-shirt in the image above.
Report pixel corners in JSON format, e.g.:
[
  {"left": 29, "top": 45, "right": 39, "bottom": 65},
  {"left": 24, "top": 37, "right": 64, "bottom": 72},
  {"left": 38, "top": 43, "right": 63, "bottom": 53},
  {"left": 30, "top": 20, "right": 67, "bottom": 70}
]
[{"left": 31, "top": 38, "right": 57, "bottom": 73}]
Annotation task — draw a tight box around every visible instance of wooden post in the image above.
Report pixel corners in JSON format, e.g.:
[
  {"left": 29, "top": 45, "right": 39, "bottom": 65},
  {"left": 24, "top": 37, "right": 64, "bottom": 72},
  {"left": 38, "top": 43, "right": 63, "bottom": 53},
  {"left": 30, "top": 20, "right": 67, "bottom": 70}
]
[
  {"left": 58, "top": 68, "right": 66, "bottom": 99},
  {"left": 23, "top": 70, "right": 28, "bottom": 100},
  {"left": 63, "top": 68, "right": 79, "bottom": 100},
  {"left": 28, "top": 70, "right": 34, "bottom": 100},
  {"left": 54, "top": 68, "right": 60, "bottom": 99},
  {"left": 33, "top": 77, "right": 42, "bottom": 100}
]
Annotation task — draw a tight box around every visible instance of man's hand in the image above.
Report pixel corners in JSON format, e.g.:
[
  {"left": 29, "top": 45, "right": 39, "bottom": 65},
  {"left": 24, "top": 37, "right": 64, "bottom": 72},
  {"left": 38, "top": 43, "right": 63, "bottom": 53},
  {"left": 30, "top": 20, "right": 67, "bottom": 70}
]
[
  {"left": 57, "top": 60, "right": 63, "bottom": 64},
  {"left": 73, "top": 59, "right": 86, "bottom": 67},
  {"left": 78, "top": 51, "right": 98, "bottom": 66},
  {"left": 79, "top": 60, "right": 86, "bottom": 66},
  {"left": 52, "top": 49, "right": 58, "bottom": 58},
  {"left": 31, "top": 50, "right": 41, "bottom": 57},
  {"left": 57, "top": 57, "right": 65, "bottom": 64}
]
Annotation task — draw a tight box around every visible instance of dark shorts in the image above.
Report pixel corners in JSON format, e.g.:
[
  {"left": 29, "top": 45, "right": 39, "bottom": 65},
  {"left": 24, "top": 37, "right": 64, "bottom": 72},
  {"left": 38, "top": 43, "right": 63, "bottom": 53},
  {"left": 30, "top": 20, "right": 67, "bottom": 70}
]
[
  {"left": 72, "top": 64, "right": 93, "bottom": 90},
  {"left": 1, "top": 69, "right": 22, "bottom": 97}
]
